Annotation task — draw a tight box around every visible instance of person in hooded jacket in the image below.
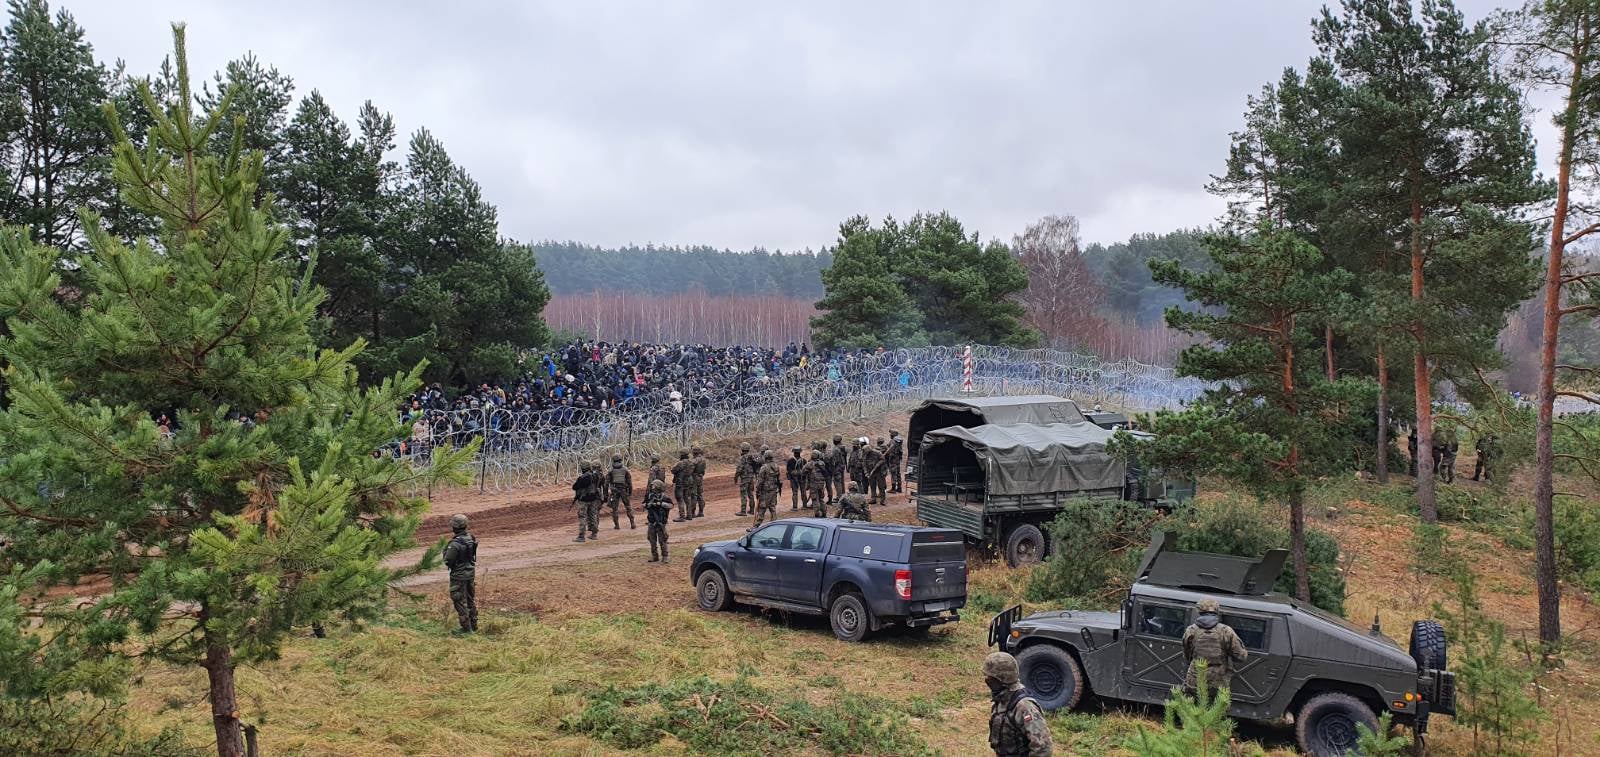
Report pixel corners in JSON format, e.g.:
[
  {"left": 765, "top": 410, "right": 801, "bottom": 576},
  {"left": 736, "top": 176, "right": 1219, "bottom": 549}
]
[{"left": 1181, "top": 598, "right": 1248, "bottom": 694}]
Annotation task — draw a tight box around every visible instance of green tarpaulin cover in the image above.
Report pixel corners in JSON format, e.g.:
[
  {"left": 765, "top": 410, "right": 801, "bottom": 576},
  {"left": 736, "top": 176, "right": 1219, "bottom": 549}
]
[{"left": 921, "top": 422, "right": 1136, "bottom": 496}]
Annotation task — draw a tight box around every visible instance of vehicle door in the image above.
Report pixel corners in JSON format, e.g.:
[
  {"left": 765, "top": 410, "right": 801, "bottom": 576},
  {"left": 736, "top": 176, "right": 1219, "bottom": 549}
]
[
  {"left": 775, "top": 523, "right": 828, "bottom": 606},
  {"left": 729, "top": 523, "right": 789, "bottom": 597},
  {"left": 1123, "top": 599, "right": 1190, "bottom": 699},
  {"left": 1216, "top": 609, "right": 1288, "bottom": 705}
]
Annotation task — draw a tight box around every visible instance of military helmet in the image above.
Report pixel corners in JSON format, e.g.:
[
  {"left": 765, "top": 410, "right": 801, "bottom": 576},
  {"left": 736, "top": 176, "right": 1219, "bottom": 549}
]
[
  {"left": 650, "top": 453, "right": 661, "bottom": 462},
  {"left": 449, "top": 513, "right": 469, "bottom": 531},
  {"left": 876, "top": 436, "right": 886, "bottom": 445},
  {"left": 649, "top": 480, "right": 665, "bottom": 492},
  {"left": 792, "top": 446, "right": 802, "bottom": 453},
  {"left": 848, "top": 481, "right": 860, "bottom": 492},
  {"left": 1196, "top": 599, "right": 1220, "bottom": 614},
  {"left": 763, "top": 451, "right": 774, "bottom": 461},
  {"left": 833, "top": 435, "right": 843, "bottom": 443},
  {"left": 679, "top": 449, "right": 690, "bottom": 458},
  {"left": 982, "top": 652, "right": 1020, "bottom": 684},
  {"left": 811, "top": 451, "right": 823, "bottom": 460},
  {"left": 578, "top": 461, "right": 591, "bottom": 473},
  {"left": 692, "top": 446, "right": 703, "bottom": 455},
  {"left": 612, "top": 454, "right": 623, "bottom": 463},
  {"left": 741, "top": 442, "right": 751, "bottom": 452}
]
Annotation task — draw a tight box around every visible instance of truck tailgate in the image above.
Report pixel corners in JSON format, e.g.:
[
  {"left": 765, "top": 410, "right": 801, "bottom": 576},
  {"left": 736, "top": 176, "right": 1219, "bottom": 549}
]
[{"left": 910, "top": 531, "right": 967, "bottom": 602}]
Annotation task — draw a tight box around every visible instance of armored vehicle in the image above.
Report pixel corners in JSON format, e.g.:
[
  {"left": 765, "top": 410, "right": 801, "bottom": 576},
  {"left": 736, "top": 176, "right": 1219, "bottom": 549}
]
[
  {"left": 913, "top": 422, "right": 1194, "bottom": 566},
  {"left": 989, "top": 534, "right": 1455, "bottom": 756}
]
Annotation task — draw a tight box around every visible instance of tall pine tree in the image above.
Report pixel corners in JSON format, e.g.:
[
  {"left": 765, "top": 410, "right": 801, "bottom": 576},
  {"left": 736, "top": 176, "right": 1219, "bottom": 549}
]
[{"left": 810, "top": 215, "right": 926, "bottom": 349}]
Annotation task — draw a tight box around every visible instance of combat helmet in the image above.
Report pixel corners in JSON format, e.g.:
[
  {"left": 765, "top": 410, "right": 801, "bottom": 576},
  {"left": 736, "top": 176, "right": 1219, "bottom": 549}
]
[
  {"left": 450, "top": 513, "right": 469, "bottom": 531},
  {"left": 678, "top": 449, "right": 690, "bottom": 459},
  {"left": 982, "top": 652, "right": 1020, "bottom": 684}
]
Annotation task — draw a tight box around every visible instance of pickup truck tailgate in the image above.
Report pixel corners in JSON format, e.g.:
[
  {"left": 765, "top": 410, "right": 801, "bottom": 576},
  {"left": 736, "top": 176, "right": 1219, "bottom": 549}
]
[{"left": 910, "top": 531, "right": 967, "bottom": 601}]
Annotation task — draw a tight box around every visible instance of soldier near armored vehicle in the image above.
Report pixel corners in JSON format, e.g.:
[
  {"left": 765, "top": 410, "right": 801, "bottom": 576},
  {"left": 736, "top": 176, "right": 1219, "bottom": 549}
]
[
  {"left": 691, "top": 446, "right": 708, "bottom": 517},
  {"left": 443, "top": 513, "right": 478, "bottom": 634},
  {"left": 829, "top": 435, "right": 848, "bottom": 505},
  {"left": 865, "top": 437, "right": 888, "bottom": 506},
  {"left": 1182, "top": 598, "right": 1248, "bottom": 694},
  {"left": 648, "top": 453, "right": 666, "bottom": 487},
  {"left": 572, "top": 463, "right": 603, "bottom": 542},
  {"left": 606, "top": 455, "right": 636, "bottom": 530},
  {"left": 803, "top": 450, "right": 828, "bottom": 517},
  {"left": 735, "top": 442, "right": 758, "bottom": 516},
  {"left": 643, "top": 480, "right": 673, "bottom": 563},
  {"left": 1431, "top": 424, "right": 1459, "bottom": 484},
  {"left": 753, "top": 451, "right": 783, "bottom": 527},
  {"left": 983, "top": 651, "right": 1053, "bottom": 757},
  {"left": 672, "top": 450, "right": 695, "bottom": 522},
  {"left": 837, "top": 481, "right": 871, "bottom": 522},
  {"left": 786, "top": 447, "right": 806, "bottom": 510},
  {"left": 887, "top": 430, "right": 904, "bottom": 494},
  {"left": 1472, "top": 434, "right": 1499, "bottom": 481}
]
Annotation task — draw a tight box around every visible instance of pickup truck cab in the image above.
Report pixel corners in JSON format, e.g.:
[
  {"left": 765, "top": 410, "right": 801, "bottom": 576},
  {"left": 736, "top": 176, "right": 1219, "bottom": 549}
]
[{"left": 691, "top": 518, "right": 967, "bottom": 641}]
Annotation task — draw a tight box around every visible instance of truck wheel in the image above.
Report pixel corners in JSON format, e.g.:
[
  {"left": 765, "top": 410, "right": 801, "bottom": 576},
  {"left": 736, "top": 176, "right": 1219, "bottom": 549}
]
[
  {"left": 696, "top": 569, "right": 731, "bottom": 612},
  {"left": 1409, "top": 619, "right": 1447, "bottom": 670},
  {"left": 1016, "top": 645, "right": 1084, "bottom": 711},
  {"left": 1295, "top": 692, "right": 1378, "bottom": 757},
  {"left": 1004, "top": 524, "right": 1046, "bottom": 568},
  {"left": 829, "top": 592, "right": 872, "bottom": 642}
]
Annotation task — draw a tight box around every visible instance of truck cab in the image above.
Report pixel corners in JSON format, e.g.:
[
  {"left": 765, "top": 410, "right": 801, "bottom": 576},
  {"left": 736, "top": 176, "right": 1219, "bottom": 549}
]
[{"left": 691, "top": 518, "right": 967, "bottom": 641}]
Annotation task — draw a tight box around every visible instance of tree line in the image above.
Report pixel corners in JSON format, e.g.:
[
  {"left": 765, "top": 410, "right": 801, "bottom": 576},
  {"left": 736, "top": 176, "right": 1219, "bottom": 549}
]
[{"left": 533, "top": 241, "right": 831, "bottom": 298}]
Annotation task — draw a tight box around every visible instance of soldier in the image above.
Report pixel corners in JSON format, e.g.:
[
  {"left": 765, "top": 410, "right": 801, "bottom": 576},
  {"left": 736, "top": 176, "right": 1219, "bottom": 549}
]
[
  {"left": 829, "top": 435, "right": 848, "bottom": 505},
  {"left": 572, "top": 462, "right": 602, "bottom": 542},
  {"left": 443, "top": 514, "right": 478, "bottom": 634},
  {"left": 1407, "top": 426, "right": 1419, "bottom": 477},
  {"left": 753, "top": 451, "right": 783, "bottom": 527},
  {"left": 1472, "top": 434, "right": 1499, "bottom": 482},
  {"left": 887, "top": 430, "right": 905, "bottom": 494},
  {"left": 815, "top": 439, "right": 834, "bottom": 506},
  {"left": 593, "top": 459, "right": 610, "bottom": 511},
  {"left": 1182, "top": 598, "right": 1248, "bottom": 695},
  {"left": 606, "top": 455, "right": 635, "bottom": 529},
  {"left": 735, "top": 442, "right": 756, "bottom": 516},
  {"left": 837, "top": 481, "right": 871, "bottom": 522},
  {"left": 847, "top": 437, "right": 866, "bottom": 491},
  {"left": 865, "top": 437, "right": 888, "bottom": 506},
  {"left": 643, "top": 480, "right": 673, "bottom": 563},
  {"left": 672, "top": 450, "right": 695, "bottom": 522},
  {"left": 803, "top": 450, "right": 829, "bottom": 518},
  {"left": 1431, "top": 424, "right": 1459, "bottom": 484},
  {"left": 647, "top": 453, "right": 666, "bottom": 488},
  {"left": 786, "top": 447, "right": 806, "bottom": 510},
  {"left": 691, "top": 446, "right": 708, "bottom": 518},
  {"left": 983, "top": 652, "right": 1053, "bottom": 757}
]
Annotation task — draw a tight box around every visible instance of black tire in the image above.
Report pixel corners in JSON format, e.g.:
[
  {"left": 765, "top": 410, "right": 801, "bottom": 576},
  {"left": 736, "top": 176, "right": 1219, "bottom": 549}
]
[
  {"left": 829, "top": 592, "right": 872, "bottom": 642},
  {"left": 1409, "top": 619, "right": 1447, "bottom": 670},
  {"left": 696, "top": 569, "right": 731, "bottom": 612},
  {"left": 1004, "top": 524, "right": 1046, "bottom": 568},
  {"left": 1016, "top": 644, "right": 1084, "bottom": 711},
  {"left": 1295, "top": 692, "right": 1378, "bottom": 757}
]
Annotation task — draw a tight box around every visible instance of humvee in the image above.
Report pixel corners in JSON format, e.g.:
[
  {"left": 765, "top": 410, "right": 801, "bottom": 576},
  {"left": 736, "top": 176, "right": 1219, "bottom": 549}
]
[{"left": 989, "top": 533, "right": 1455, "bottom": 756}]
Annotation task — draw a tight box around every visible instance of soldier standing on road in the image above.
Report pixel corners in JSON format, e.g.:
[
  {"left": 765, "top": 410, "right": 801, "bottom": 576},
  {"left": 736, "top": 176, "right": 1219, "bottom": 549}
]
[
  {"left": 593, "top": 459, "right": 610, "bottom": 514},
  {"left": 644, "top": 480, "right": 673, "bottom": 563},
  {"left": 786, "top": 447, "right": 806, "bottom": 510},
  {"left": 691, "top": 446, "right": 708, "bottom": 518},
  {"left": 606, "top": 455, "right": 635, "bottom": 530},
  {"left": 837, "top": 481, "right": 871, "bottom": 522},
  {"left": 648, "top": 453, "right": 665, "bottom": 488},
  {"left": 887, "top": 430, "right": 905, "bottom": 494},
  {"left": 983, "top": 652, "right": 1053, "bottom": 757},
  {"left": 803, "top": 450, "right": 828, "bottom": 517},
  {"left": 865, "top": 437, "right": 888, "bottom": 506},
  {"left": 1182, "top": 598, "right": 1248, "bottom": 695},
  {"left": 828, "top": 435, "right": 848, "bottom": 506},
  {"left": 735, "top": 442, "right": 756, "bottom": 516},
  {"left": 572, "top": 463, "right": 602, "bottom": 542},
  {"left": 752, "top": 451, "right": 782, "bottom": 528},
  {"left": 443, "top": 514, "right": 478, "bottom": 634},
  {"left": 672, "top": 450, "right": 694, "bottom": 522}
]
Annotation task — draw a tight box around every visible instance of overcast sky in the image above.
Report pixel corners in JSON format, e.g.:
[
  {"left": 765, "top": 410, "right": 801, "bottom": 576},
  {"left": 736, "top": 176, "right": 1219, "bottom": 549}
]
[{"left": 70, "top": 0, "right": 1533, "bottom": 251}]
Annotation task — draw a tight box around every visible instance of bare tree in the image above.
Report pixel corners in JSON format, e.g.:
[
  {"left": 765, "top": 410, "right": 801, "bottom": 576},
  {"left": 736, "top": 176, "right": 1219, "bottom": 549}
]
[{"left": 1014, "top": 214, "right": 1104, "bottom": 349}]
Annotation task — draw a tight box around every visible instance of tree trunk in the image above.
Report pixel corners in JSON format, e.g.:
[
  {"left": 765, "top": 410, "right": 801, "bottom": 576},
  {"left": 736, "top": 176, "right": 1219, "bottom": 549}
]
[
  {"left": 1324, "top": 324, "right": 1336, "bottom": 382},
  {"left": 1376, "top": 342, "right": 1389, "bottom": 484},
  {"left": 1410, "top": 199, "right": 1436, "bottom": 523},
  {"left": 203, "top": 634, "right": 245, "bottom": 757}
]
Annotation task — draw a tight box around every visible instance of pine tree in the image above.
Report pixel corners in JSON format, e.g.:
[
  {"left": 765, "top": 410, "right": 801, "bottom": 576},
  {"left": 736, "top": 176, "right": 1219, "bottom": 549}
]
[
  {"left": 892, "top": 211, "right": 1036, "bottom": 346},
  {"left": 1126, "top": 225, "right": 1369, "bottom": 601},
  {"left": 198, "top": 52, "right": 293, "bottom": 199},
  {"left": 810, "top": 215, "right": 926, "bottom": 349},
  {"left": 1125, "top": 662, "right": 1240, "bottom": 757},
  {"left": 0, "top": 25, "right": 472, "bottom": 757}
]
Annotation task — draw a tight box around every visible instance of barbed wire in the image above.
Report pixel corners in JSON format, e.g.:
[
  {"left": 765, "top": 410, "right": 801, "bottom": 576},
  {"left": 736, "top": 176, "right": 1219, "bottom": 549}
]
[{"left": 395, "top": 346, "right": 1206, "bottom": 494}]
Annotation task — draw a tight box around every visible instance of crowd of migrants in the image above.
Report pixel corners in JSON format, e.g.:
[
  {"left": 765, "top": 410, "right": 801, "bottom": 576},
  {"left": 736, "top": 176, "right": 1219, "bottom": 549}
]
[{"left": 381, "top": 341, "right": 902, "bottom": 458}]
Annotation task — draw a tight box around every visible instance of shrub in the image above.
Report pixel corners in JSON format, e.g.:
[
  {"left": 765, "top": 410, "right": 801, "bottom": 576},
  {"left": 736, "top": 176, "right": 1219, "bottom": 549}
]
[
  {"left": 1124, "top": 662, "right": 1253, "bottom": 757},
  {"left": 1170, "top": 496, "right": 1347, "bottom": 614},
  {"left": 1434, "top": 570, "right": 1544, "bottom": 756},
  {"left": 1354, "top": 712, "right": 1411, "bottom": 756},
  {"left": 1027, "top": 499, "right": 1161, "bottom": 607},
  {"left": 1554, "top": 495, "right": 1600, "bottom": 597}
]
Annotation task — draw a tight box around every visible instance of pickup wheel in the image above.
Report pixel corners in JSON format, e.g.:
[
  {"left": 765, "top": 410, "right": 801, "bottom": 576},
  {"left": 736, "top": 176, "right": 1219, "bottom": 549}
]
[
  {"left": 1004, "top": 524, "right": 1046, "bottom": 568},
  {"left": 1015, "top": 645, "right": 1084, "bottom": 711},
  {"left": 695, "top": 569, "right": 731, "bottom": 612},
  {"left": 1295, "top": 692, "right": 1378, "bottom": 757},
  {"left": 829, "top": 592, "right": 872, "bottom": 642}
]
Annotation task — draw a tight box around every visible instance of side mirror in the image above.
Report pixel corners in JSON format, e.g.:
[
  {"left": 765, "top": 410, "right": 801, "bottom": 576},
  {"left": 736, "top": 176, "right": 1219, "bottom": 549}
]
[{"left": 739, "top": 536, "right": 751, "bottom": 549}]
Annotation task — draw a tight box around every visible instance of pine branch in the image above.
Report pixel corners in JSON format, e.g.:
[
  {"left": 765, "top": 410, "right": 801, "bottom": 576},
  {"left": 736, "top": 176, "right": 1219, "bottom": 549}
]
[{"left": 0, "top": 493, "right": 99, "bottom": 528}]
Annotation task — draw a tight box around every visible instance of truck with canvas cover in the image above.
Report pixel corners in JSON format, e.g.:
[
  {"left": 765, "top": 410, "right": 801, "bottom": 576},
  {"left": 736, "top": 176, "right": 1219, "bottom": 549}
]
[
  {"left": 913, "top": 422, "right": 1194, "bottom": 566},
  {"left": 905, "top": 395, "right": 1088, "bottom": 481}
]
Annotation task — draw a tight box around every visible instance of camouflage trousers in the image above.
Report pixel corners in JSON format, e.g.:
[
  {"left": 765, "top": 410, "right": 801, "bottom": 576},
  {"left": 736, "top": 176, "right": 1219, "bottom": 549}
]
[
  {"left": 647, "top": 523, "right": 669, "bottom": 560},
  {"left": 806, "top": 486, "right": 827, "bottom": 517},
  {"left": 674, "top": 482, "right": 693, "bottom": 520},
  {"left": 823, "top": 470, "right": 836, "bottom": 504},
  {"left": 752, "top": 489, "right": 779, "bottom": 527},
  {"left": 449, "top": 578, "right": 477, "bottom": 632},
  {"left": 577, "top": 500, "right": 600, "bottom": 537},
  {"left": 868, "top": 473, "right": 887, "bottom": 504},
  {"left": 738, "top": 478, "right": 756, "bottom": 514},
  {"left": 692, "top": 479, "right": 706, "bottom": 516},
  {"left": 608, "top": 491, "right": 635, "bottom": 528},
  {"left": 889, "top": 462, "right": 902, "bottom": 492}
]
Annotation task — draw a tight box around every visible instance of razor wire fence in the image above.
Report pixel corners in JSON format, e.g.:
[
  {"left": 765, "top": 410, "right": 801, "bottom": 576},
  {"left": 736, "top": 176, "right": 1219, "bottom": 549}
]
[{"left": 398, "top": 346, "right": 1206, "bottom": 495}]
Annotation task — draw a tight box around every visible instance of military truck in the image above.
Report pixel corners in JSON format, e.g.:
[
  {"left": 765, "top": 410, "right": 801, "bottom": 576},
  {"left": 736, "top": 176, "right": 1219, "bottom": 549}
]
[
  {"left": 989, "top": 534, "right": 1456, "bottom": 756},
  {"left": 913, "top": 421, "right": 1194, "bottom": 566},
  {"left": 905, "top": 395, "right": 1090, "bottom": 482}
]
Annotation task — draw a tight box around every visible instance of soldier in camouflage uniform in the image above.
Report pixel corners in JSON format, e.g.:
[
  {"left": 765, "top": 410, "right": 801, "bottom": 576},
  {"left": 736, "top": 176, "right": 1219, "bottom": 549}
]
[
  {"left": 1182, "top": 598, "right": 1248, "bottom": 694},
  {"left": 643, "top": 480, "right": 673, "bottom": 563},
  {"left": 593, "top": 459, "right": 610, "bottom": 512},
  {"left": 887, "top": 431, "right": 905, "bottom": 494},
  {"left": 691, "top": 446, "right": 708, "bottom": 518},
  {"left": 786, "top": 447, "right": 806, "bottom": 510},
  {"left": 864, "top": 437, "right": 888, "bottom": 506},
  {"left": 606, "top": 455, "right": 636, "bottom": 529},
  {"left": 983, "top": 651, "right": 1053, "bottom": 756},
  {"left": 752, "top": 450, "right": 783, "bottom": 527},
  {"left": 813, "top": 440, "right": 832, "bottom": 505},
  {"left": 443, "top": 513, "right": 478, "bottom": 634},
  {"left": 735, "top": 442, "right": 756, "bottom": 516},
  {"left": 837, "top": 481, "right": 871, "bottom": 522},
  {"left": 671, "top": 450, "right": 695, "bottom": 522},
  {"left": 847, "top": 438, "right": 866, "bottom": 492},
  {"left": 647, "top": 453, "right": 666, "bottom": 488},
  {"left": 803, "top": 450, "right": 828, "bottom": 517},
  {"left": 572, "top": 462, "right": 602, "bottom": 542},
  {"left": 828, "top": 435, "right": 848, "bottom": 506}
]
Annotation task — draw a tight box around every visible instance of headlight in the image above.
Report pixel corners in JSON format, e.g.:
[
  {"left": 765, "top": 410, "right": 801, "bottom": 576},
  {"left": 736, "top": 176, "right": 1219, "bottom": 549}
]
[{"left": 693, "top": 547, "right": 701, "bottom": 556}]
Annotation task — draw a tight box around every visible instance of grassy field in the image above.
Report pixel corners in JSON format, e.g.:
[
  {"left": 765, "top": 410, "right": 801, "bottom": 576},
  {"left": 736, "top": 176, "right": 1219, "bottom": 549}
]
[{"left": 126, "top": 475, "right": 1600, "bottom": 756}]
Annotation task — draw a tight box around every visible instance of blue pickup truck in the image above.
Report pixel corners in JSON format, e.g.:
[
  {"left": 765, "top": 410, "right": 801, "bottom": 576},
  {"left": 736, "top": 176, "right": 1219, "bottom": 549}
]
[{"left": 690, "top": 518, "right": 968, "bottom": 641}]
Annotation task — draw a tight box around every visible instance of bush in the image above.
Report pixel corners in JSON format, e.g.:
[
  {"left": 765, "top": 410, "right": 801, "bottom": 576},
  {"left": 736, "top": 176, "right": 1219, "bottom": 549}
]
[
  {"left": 1124, "top": 662, "right": 1252, "bottom": 756},
  {"left": 1554, "top": 495, "right": 1600, "bottom": 597},
  {"left": 1170, "top": 497, "right": 1347, "bottom": 614},
  {"left": 1354, "top": 712, "right": 1410, "bottom": 756},
  {"left": 1027, "top": 499, "right": 1162, "bottom": 607}
]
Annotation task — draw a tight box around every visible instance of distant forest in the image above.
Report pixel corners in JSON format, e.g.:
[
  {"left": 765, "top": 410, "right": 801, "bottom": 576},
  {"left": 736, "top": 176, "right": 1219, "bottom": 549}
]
[{"left": 532, "top": 242, "right": 833, "bottom": 298}]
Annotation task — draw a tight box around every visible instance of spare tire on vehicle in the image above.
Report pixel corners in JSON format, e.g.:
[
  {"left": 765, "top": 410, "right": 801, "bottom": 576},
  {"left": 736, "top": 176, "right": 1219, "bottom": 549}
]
[{"left": 1409, "top": 619, "right": 1447, "bottom": 670}]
